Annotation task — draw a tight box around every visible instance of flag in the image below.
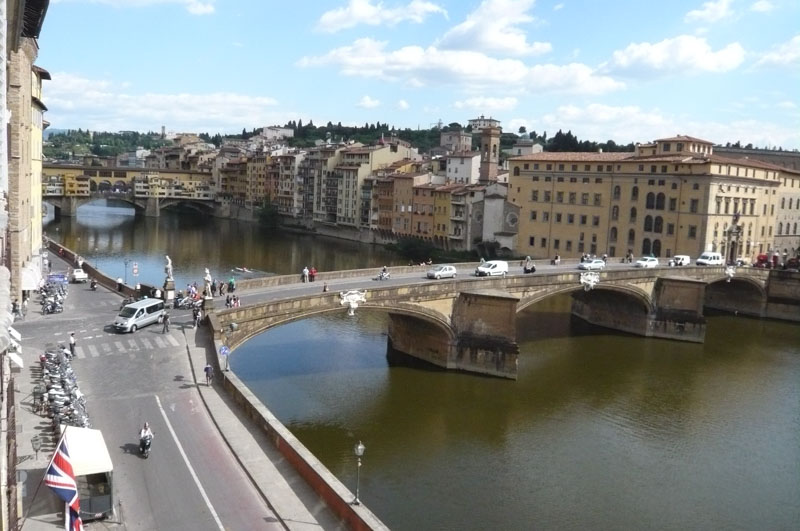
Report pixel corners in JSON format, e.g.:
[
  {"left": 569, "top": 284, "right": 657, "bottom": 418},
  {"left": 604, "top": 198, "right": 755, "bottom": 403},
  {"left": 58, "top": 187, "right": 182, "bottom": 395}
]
[{"left": 45, "top": 434, "right": 84, "bottom": 531}]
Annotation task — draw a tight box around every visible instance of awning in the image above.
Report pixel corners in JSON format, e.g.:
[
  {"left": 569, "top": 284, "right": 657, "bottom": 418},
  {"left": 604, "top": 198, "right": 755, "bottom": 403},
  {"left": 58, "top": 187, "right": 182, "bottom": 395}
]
[
  {"left": 7, "top": 351, "right": 23, "bottom": 368},
  {"left": 21, "top": 262, "right": 43, "bottom": 291}
]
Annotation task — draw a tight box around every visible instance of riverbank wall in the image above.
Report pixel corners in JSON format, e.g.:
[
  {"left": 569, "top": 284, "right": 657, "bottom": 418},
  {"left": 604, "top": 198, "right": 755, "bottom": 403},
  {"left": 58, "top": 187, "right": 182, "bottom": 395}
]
[{"left": 207, "top": 312, "right": 388, "bottom": 531}]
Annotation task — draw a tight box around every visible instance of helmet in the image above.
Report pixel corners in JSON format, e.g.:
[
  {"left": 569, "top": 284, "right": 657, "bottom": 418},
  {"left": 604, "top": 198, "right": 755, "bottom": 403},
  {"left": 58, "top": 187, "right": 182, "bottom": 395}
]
[{"left": 144, "top": 422, "right": 149, "bottom": 429}]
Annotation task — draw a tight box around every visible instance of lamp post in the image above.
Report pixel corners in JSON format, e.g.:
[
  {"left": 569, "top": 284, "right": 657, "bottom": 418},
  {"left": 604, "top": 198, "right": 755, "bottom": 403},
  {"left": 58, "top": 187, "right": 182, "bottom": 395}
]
[
  {"left": 123, "top": 259, "right": 131, "bottom": 286},
  {"left": 352, "top": 440, "right": 365, "bottom": 505}
]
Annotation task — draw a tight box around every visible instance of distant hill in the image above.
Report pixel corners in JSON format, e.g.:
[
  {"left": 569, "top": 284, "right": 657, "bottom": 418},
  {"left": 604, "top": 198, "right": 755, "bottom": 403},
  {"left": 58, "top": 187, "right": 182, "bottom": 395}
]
[{"left": 43, "top": 128, "right": 67, "bottom": 140}]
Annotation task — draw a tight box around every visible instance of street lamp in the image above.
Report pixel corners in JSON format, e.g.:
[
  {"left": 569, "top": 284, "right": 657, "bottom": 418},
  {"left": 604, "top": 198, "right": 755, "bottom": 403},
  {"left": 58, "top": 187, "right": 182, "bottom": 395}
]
[
  {"left": 352, "top": 440, "right": 365, "bottom": 505},
  {"left": 123, "top": 259, "right": 131, "bottom": 285}
]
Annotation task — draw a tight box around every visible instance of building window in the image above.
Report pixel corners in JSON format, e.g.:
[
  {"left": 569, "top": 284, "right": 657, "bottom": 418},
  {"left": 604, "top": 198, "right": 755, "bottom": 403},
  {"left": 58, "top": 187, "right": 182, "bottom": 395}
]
[
  {"left": 628, "top": 229, "right": 635, "bottom": 244},
  {"left": 638, "top": 164, "right": 644, "bottom": 171},
  {"left": 543, "top": 211, "right": 550, "bottom": 222},
  {"left": 583, "top": 177, "right": 590, "bottom": 184},
  {"left": 578, "top": 242, "right": 584, "bottom": 252},
  {"left": 646, "top": 192, "right": 655, "bottom": 209},
  {"left": 554, "top": 239, "right": 560, "bottom": 249},
  {"left": 557, "top": 177, "right": 564, "bottom": 183},
  {"left": 670, "top": 198, "right": 677, "bottom": 211},
  {"left": 667, "top": 223, "right": 674, "bottom": 235},
  {"left": 567, "top": 214, "right": 575, "bottom": 224},
  {"left": 532, "top": 190, "right": 538, "bottom": 201},
  {"left": 693, "top": 183, "right": 699, "bottom": 190},
  {"left": 580, "top": 215, "right": 587, "bottom": 225},
  {"left": 530, "top": 211, "right": 537, "bottom": 220},
  {"left": 610, "top": 227, "right": 618, "bottom": 242},
  {"left": 572, "top": 165, "right": 578, "bottom": 171},
  {"left": 597, "top": 165, "right": 603, "bottom": 172},
  {"left": 592, "top": 216, "right": 600, "bottom": 226},
  {"left": 581, "top": 193, "right": 589, "bottom": 205},
  {"left": 556, "top": 213, "right": 562, "bottom": 223},
  {"left": 642, "top": 238, "right": 652, "bottom": 255},
  {"left": 613, "top": 185, "right": 621, "bottom": 200},
  {"left": 594, "top": 193, "right": 602, "bottom": 206},
  {"left": 631, "top": 186, "right": 639, "bottom": 201},
  {"left": 630, "top": 207, "right": 637, "bottom": 222},
  {"left": 513, "top": 167, "right": 520, "bottom": 176},
  {"left": 544, "top": 191, "right": 551, "bottom": 202},
  {"left": 611, "top": 205, "right": 619, "bottom": 220},
  {"left": 569, "top": 192, "right": 576, "bottom": 204},
  {"left": 661, "top": 165, "right": 667, "bottom": 173},
  {"left": 651, "top": 165, "right": 657, "bottom": 173},
  {"left": 652, "top": 239, "right": 661, "bottom": 257},
  {"left": 654, "top": 216, "right": 663, "bottom": 233},
  {"left": 566, "top": 241, "right": 572, "bottom": 251},
  {"left": 546, "top": 164, "right": 552, "bottom": 170},
  {"left": 663, "top": 143, "right": 671, "bottom": 152},
  {"left": 556, "top": 191, "right": 564, "bottom": 203},
  {"left": 529, "top": 236, "right": 535, "bottom": 246},
  {"left": 534, "top": 163, "right": 539, "bottom": 170},
  {"left": 524, "top": 163, "right": 529, "bottom": 170},
  {"left": 656, "top": 193, "right": 665, "bottom": 210},
  {"left": 541, "top": 238, "right": 547, "bottom": 248},
  {"left": 690, "top": 199, "right": 699, "bottom": 213},
  {"left": 558, "top": 164, "right": 565, "bottom": 171},
  {"left": 644, "top": 215, "right": 653, "bottom": 232},
  {"left": 545, "top": 176, "right": 551, "bottom": 182},
  {"left": 688, "top": 225, "right": 697, "bottom": 239},
  {"left": 584, "top": 165, "right": 590, "bottom": 171}
]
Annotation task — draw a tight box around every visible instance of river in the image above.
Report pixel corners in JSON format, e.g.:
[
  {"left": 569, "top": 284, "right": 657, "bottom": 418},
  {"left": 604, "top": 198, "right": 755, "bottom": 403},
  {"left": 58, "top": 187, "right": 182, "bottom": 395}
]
[{"left": 46, "top": 206, "right": 800, "bottom": 530}]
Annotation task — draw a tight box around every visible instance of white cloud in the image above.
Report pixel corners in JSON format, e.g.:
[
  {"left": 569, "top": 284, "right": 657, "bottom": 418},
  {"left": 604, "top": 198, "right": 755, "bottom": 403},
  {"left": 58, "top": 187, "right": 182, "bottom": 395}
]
[
  {"left": 52, "top": 0, "right": 215, "bottom": 15},
  {"left": 316, "top": 0, "right": 447, "bottom": 33},
  {"left": 553, "top": 3, "right": 564, "bottom": 10},
  {"left": 604, "top": 35, "right": 745, "bottom": 75},
  {"left": 453, "top": 96, "right": 518, "bottom": 111},
  {"left": 756, "top": 35, "right": 800, "bottom": 66},
  {"left": 438, "top": 0, "right": 551, "bottom": 56},
  {"left": 356, "top": 95, "right": 381, "bottom": 108},
  {"left": 684, "top": 0, "right": 733, "bottom": 23},
  {"left": 298, "top": 38, "right": 622, "bottom": 94},
  {"left": 750, "top": 0, "right": 774, "bottom": 12},
  {"left": 397, "top": 99, "right": 410, "bottom": 110},
  {"left": 42, "top": 72, "right": 281, "bottom": 132},
  {"left": 777, "top": 101, "right": 796, "bottom": 109}
]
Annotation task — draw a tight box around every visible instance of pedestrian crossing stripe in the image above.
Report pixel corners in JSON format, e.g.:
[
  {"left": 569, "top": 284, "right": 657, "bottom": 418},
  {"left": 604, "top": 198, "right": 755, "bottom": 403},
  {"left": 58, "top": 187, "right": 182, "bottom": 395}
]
[
  {"left": 88, "top": 345, "right": 100, "bottom": 358},
  {"left": 114, "top": 341, "right": 126, "bottom": 352},
  {"left": 75, "top": 346, "right": 86, "bottom": 359},
  {"left": 140, "top": 338, "right": 153, "bottom": 350},
  {"left": 154, "top": 336, "right": 167, "bottom": 348},
  {"left": 64, "top": 334, "right": 182, "bottom": 359},
  {"left": 128, "top": 339, "right": 137, "bottom": 350},
  {"left": 102, "top": 343, "right": 112, "bottom": 354},
  {"left": 166, "top": 335, "right": 180, "bottom": 347}
]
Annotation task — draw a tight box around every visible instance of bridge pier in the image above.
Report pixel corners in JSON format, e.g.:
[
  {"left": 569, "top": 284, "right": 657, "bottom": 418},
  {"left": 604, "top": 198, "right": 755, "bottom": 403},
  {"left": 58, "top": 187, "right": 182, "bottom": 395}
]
[
  {"left": 388, "top": 290, "right": 520, "bottom": 379},
  {"left": 145, "top": 197, "right": 160, "bottom": 217},
  {"left": 765, "top": 270, "right": 800, "bottom": 322},
  {"left": 58, "top": 196, "right": 81, "bottom": 217}
]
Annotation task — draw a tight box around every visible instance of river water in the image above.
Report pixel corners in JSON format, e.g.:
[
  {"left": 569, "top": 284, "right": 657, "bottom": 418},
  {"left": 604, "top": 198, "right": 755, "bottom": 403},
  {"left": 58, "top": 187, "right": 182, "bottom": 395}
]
[{"left": 47, "top": 207, "right": 800, "bottom": 530}]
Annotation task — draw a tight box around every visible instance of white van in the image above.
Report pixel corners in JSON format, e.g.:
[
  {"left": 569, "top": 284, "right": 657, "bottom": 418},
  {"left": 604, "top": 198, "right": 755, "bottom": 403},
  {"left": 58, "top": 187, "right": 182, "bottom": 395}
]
[
  {"left": 696, "top": 252, "right": 724, "bottom": 266},
  {"left": 475, "top": 260, "right": 509, "bottom": 277},
  {"left": 114, "top": 298, "right": 165, "bottom": 333}
]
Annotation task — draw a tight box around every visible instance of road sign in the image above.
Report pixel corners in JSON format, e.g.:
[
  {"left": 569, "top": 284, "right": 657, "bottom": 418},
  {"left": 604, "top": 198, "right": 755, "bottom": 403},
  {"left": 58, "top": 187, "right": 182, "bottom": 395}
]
[
  {"left": 132, "top": 262, "right": 139, "bottom": 276},
  {"left": 220, "top": 346, "right": 230, "bottom": 357}
]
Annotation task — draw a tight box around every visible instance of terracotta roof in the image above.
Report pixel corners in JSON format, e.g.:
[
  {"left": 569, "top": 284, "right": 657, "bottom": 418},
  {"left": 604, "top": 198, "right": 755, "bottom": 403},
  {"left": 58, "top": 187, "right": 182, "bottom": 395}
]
[
  {"left": 709, "top": 154, "right": 800, "bottom": 175},
  {"left": 510, "top": 152, "right": 633, "bottom": 162},
  {"left": 654, "top": 135, "right": 713, "bottom": 144}
]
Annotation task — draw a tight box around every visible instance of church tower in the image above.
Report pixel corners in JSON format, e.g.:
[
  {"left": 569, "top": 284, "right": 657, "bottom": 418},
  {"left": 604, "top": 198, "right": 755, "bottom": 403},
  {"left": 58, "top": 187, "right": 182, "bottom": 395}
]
[{"left": 479, "top": 125, "right": 501, "bottom": 183}]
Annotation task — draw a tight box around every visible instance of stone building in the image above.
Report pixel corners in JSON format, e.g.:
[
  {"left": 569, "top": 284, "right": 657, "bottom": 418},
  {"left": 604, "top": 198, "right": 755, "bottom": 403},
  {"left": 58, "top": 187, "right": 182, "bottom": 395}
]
[{"left": 508, "top": 135, "right": 794, "bottom": 263}]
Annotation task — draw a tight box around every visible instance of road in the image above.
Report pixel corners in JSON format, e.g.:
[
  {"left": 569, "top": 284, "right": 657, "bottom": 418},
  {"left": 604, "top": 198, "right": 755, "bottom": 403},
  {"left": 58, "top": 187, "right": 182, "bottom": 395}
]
[{"left": 16, "top": 268, "right": 283, "bottom": 530}]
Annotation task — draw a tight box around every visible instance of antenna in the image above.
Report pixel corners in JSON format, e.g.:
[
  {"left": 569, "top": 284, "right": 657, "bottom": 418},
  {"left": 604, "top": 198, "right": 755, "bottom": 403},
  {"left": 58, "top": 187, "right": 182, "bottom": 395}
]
[{"left": 430, "top": 119, "right": 443, "bottom": 130}]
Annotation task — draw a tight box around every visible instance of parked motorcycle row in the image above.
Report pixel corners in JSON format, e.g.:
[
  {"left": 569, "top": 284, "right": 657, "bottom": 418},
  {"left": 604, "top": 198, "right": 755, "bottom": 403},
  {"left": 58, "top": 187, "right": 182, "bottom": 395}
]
[
  {"left": 173, "top": 291, "right": 203, "bottom": 310},
  {"left": 35, "top": 343, "right": 91, "bottom": 434},
  {"left": 39, "top": 281, "right": 68, "bottom": 315}
]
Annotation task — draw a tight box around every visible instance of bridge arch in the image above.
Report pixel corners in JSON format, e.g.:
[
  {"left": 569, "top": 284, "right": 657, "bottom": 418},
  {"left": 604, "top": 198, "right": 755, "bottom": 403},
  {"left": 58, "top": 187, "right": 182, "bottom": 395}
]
[
  {"left": 703, "top": 276, "right": 767, "bottom": 317},
  {"left": 517, "top": 283, "right": 654, "bottom": 314}
]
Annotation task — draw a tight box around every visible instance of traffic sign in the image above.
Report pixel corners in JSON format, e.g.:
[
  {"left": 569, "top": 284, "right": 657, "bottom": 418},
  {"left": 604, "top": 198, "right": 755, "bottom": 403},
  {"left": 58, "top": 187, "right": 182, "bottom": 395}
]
[{"left": 132, "top": 262, "right": 139, "bottom": 276}]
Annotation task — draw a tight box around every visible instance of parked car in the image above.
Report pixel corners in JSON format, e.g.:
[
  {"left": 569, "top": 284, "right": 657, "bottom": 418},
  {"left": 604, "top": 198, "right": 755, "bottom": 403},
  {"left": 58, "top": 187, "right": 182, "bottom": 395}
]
[
  {"left": 427, "top": 264, "right": 457, "bottom": 279},
  {"left": 635, "top": 256, "right": 659, "bottom": 268},
  {"left": 696, "top": 252, "right": 724, "bottom": 266},
  {"left": 114, "top": 298, "right": 165, "bottom": 333},
  {"left": 475, "top": 260, "right": 508, "bottom": 277},
  {"left": 668, "top": 255, "right": 690, "bottom": 267},
  {"left": 70, "top": 268, "right": 89, "bottom": 283},
  {"left": 578, "top": 259, "right": 606, "bottom": 271}
]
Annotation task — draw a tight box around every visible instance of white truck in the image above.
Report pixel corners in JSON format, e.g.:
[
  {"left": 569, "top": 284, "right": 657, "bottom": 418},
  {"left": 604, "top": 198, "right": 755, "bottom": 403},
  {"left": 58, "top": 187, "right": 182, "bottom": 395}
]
[{"left": 70, "top": 268, "right": 89, "bottom": 283}]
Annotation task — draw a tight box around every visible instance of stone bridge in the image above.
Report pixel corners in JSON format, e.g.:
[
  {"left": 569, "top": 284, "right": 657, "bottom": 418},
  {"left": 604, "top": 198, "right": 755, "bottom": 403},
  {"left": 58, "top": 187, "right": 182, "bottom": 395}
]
[
  {"left": 43, "top": 191, "right": 216, "bottom": 217},
  {"left": 211, "top": 266, "right": 799, "bottom": 379}
]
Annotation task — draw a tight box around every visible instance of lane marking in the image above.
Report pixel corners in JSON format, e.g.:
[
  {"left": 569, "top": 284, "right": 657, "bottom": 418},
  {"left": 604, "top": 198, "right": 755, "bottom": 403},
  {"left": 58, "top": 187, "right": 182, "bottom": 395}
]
[
  {"left": 141, "top": 338, "right": 153, "bottom": 350},
  {"left": 128, "top": 339, "right": 137, "bottom": 350},
  {"left": 114, "top": 341, "right": 126, "bottom": 353},
  {"left": 155, "top": 395, "right": 224, "bottom": 530},
  {"left": 154, "top": 337, "right": 166, "bottom": 349},
  {"left": 166, "top": 335, "right": 180, "bottom": 347}
]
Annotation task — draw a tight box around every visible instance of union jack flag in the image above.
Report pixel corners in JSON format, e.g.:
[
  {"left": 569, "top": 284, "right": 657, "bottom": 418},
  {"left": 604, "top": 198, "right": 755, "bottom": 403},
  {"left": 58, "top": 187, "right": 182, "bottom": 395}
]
[{"left": 45, "top": 434, "right": 84, "bottom": 531}]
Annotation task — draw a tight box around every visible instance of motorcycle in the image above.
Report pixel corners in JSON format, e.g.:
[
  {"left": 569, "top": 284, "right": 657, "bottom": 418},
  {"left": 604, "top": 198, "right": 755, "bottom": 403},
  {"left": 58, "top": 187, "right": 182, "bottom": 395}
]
[
  {"left": 374, "top": 271, "right": 391, "bottom": 281},
  {"left": 43, "top": 301, "right": 64, "bottom": 315},
  {"left": 139, "top": 434, "right": 153, "bottom": 458},
  {"left": 90, "top": 279, "right": 97, "bottom": 291}
]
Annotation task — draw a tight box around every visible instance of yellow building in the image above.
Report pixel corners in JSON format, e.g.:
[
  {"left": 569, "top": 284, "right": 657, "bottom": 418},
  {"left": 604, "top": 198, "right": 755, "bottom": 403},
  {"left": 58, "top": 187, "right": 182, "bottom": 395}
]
[
  {"left": 411, "top": 183, "right": 436, "bottom": 240},
  {"left": 509, "top": 136, "right": 783, "bottom": 263}
]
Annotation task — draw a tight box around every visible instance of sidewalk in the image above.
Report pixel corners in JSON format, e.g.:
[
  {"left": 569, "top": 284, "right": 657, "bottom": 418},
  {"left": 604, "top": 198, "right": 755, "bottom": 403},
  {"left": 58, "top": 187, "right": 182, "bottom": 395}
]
[{"left": 181, "top": 325, "right": 343, "bottom": 531}]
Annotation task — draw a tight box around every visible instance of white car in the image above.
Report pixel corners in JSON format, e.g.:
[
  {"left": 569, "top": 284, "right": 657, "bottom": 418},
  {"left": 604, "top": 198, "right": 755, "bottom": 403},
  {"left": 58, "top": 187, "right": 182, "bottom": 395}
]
[
  {"left": 427, "top": 265, "right": 457, "bottom": 279},
  {"left": 475, "top": 260, "right": 508, "bottom": 277},
  {"left": 668, "top": 255, "right": 690, "bottom": 267},
  {"left": 578, "top": 259, "right": 606, "bottom": 271},
  {"left": 70, "top": 268, "right": 89, "bottom": 283},
  {"left": 634, "top": 257, "right": 659, "bottom": 268}
]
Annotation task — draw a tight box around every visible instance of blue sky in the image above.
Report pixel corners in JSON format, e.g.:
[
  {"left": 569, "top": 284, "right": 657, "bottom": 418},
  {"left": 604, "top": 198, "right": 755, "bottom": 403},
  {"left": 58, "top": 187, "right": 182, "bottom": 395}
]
[{"left": 39, "top": 0, "right": 799, "bottom": 148}]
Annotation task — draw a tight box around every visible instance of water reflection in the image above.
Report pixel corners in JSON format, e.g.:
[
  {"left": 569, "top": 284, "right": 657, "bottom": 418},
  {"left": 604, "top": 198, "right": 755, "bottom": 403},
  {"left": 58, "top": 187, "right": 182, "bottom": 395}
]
[{"left": 233, "top": 296, "right": 800, "bottom": 530}]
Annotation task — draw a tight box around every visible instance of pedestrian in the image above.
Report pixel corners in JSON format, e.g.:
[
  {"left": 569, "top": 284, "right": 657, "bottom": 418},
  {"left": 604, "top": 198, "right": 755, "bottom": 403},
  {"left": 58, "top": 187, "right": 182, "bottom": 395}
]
[
  {"left": 211, "top": 281, "right": 217, "bottom": 297},
  {"left": 309, "top": 266, "right": 317, "bottom": 282},
  {"left": 204, "top": 363, "right": 214, "bottom": 386},
  {"left": 228, "top": 277, "right": 235, "bottom": 293},
  {"left": 162, "top": 312, "right": 171, "bottom": 333},
  {"left": 48, "top": 260, "right": 52, "bottom": 273},
  {"left": 192, "top": 307, "right": 199, "bottom": 328},
  {"left": 323, "top": 282, "right": 329, "bottom": 293},
  {"left": 219, "top": 280, "right": 226, "bottom": 295},
  {"left": 226, "top": 295, "right": 232, "bottom": 308},
  {"left": 11, "top": 298, "right": 21, "bottom": 320},
  {"left": 116, "top": 277, "right": 123, "bottom": 291},
  {"left": 69, "top": 333, "right": 76, "bottom": 358},
  {"left": 302, "top": 266, "right": 309, "bottom": 283},
  {"left": 234, "top": 295, "right": 241, "bottom": 308}
]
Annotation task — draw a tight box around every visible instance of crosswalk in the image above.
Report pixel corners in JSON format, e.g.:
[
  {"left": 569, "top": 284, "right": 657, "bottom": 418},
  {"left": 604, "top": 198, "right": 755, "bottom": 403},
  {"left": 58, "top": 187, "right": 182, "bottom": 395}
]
[{"left": 73, "top": 332, "right": 181, "bottom": 359}]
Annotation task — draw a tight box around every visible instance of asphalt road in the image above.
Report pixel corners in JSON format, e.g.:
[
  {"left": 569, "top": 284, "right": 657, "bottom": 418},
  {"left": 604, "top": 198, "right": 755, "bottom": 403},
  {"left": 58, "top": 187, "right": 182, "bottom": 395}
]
[{"left": 17, "top": 269, "right": 281, "bottom": 530}]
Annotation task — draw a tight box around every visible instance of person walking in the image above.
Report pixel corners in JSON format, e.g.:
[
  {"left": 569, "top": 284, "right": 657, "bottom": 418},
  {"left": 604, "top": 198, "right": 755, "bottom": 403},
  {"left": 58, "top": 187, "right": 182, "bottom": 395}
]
[
  {"left": 210, "top": 281, "right": 217, "bottom": 297},
  {"left": 162, "top": 312, "right": 171, "bottom": 333},
  {"left": 69, "top": 333, "right": 76, "bottom": 358},
  {"left": 204, "top": 363, "right": 214, "bottom": 386},
  {"left": 309, "top": 266, "right": 317, "bottom": 282},
  {"left": 194, "top": 307, "right": 203, "bottom": 328},
  {"left": 302, "top": 266, "right": 309, "bottom": 283}
]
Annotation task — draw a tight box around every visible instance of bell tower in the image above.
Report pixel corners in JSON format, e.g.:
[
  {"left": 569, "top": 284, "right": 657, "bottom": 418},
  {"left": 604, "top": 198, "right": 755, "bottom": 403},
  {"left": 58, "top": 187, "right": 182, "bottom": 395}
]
[{"left": 479, "top": 125, "right": 501, "bottom": 183}]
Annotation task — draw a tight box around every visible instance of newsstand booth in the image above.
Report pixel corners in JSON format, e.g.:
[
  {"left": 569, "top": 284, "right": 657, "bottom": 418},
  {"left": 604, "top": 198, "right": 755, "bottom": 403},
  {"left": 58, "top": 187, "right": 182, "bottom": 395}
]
[{"left": 62, "top": 426, "right": 114, "bottom": 520}]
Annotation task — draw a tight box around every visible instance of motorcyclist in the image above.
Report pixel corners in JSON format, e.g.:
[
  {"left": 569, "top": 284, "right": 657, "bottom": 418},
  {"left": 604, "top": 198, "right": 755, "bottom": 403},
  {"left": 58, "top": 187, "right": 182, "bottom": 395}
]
[
  {"left": 90, "top": 278, "right": 98, "bottom": 290},
  {"left": 380, "top": 266, "right": 389, "bottom": 280},
  {"left": 139, "top": 422, "right": 153, "bottom": 452}
]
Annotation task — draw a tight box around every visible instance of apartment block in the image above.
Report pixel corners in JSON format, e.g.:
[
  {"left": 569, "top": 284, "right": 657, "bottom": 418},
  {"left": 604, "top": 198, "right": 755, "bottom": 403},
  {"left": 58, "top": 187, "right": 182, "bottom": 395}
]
[{"left": 509, "top": 135, "right": 790, "bottom": 263}]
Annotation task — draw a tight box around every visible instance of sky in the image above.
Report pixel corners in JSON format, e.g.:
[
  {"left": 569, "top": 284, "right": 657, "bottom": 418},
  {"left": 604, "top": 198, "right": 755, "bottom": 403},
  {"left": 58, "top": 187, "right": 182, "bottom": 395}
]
[{"left": 38, "top": 0, "right": 800, "bottom": 149}]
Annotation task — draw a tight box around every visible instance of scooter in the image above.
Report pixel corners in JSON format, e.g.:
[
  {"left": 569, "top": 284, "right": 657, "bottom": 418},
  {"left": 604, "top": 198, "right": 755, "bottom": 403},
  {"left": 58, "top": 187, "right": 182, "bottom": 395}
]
[
  {"left": 90, "top": 279, "right": 97, "bottom": 291},
  {"left": 139, "top": 434, "right": 153, "bottom": 458},
  {"left": 374, "top": 271, "right": 391, "bottom": 281}
]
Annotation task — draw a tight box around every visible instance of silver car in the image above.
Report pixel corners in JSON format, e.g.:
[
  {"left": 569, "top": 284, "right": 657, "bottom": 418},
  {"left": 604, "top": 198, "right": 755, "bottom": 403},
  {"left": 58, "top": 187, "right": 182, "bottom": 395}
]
[{"left": 426, "top": 265, "right": 457, "bottom": 279}]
